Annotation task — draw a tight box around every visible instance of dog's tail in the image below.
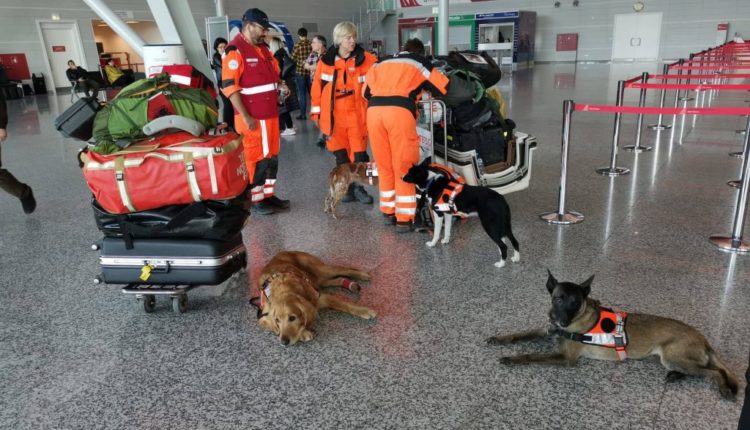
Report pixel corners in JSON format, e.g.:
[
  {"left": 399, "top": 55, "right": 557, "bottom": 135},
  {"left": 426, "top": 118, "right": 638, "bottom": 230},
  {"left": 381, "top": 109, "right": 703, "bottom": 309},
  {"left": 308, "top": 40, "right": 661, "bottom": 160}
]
[{"left": 707, "top": 347, "right": 739, "bottom": 396}]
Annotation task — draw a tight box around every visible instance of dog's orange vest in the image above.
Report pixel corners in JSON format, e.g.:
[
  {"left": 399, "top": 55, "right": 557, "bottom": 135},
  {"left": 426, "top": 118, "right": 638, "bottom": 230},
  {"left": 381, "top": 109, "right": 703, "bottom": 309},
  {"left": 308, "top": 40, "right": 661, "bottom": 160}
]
[
  {"left": 428, "top": 163, "right": 466, "bottom": 213},
  {"left": 581, "top": 307, "right": 629, "bottom": 360}
]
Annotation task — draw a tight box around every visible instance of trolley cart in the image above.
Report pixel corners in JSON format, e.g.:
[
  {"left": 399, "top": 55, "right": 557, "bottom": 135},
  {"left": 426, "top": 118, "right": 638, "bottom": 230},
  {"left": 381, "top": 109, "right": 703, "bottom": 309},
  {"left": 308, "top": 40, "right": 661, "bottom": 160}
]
[
  {"left": 417, "top": 98, "right": 538, "bottom": 195},
  {"left": 92, "top": 232, "right": 247, "bottom": 314}
]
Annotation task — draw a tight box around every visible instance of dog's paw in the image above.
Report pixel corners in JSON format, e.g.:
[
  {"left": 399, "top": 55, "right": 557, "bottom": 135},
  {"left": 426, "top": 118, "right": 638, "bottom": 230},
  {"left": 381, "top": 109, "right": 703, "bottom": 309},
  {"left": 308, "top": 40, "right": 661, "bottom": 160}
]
[
  {"left": 426, "top": 241, "right": 437, "bottom": 247},
  {"left": 719, "top": 384, "right": 737, "bottom": 401},
  {"left": 440, "top": 238, "right": 450, "bottom": 245},
  {"left": 486, "top": 336, "right": 509, "bottom": 345},
  {"left": 511, "top": 252, "right": 521, "bottom": 263},
  {"left": 301, "top": 330, "right": 315, "bottom": 342},
  {"left": 359, "top": 308, "right": 377, "bottom": 320},
  {"left": 499, "top": 356, "right": 515, "bottom": 365},
  {"left": 665, "top": 371, "right": 686, "bottom": 383},
  {"left": 358, "top": 272, "right": 372, "bottom": 282},
  {"left": 494, "top": 260, "right": 506, "bottom": 268}
]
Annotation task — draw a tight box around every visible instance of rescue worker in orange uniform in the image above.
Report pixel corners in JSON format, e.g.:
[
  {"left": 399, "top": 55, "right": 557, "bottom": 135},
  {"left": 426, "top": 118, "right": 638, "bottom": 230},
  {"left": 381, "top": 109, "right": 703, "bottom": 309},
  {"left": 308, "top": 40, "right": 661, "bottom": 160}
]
[
  {"left": 310, "top": 21, "right": 378, "bottom": 204},
  {"left": 221, "top": 8, "right": 291, "bottom": 215},
  {"left": 364, "top": 38, "right": 449, "bottom": 231}
]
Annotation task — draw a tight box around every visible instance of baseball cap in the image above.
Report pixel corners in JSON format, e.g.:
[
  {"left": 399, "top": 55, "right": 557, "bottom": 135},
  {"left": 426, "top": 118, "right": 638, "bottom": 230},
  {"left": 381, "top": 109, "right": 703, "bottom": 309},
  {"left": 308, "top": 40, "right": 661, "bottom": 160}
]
[{"left": 242, "top": 8, "right": 270, "bottom": 29}]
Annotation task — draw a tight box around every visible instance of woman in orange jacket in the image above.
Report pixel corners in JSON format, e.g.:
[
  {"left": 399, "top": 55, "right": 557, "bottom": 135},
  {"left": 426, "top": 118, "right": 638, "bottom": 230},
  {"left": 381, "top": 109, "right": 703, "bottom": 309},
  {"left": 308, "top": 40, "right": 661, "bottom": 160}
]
[{"left": 311, "top": 21, "right": 377, "bottom": 204}]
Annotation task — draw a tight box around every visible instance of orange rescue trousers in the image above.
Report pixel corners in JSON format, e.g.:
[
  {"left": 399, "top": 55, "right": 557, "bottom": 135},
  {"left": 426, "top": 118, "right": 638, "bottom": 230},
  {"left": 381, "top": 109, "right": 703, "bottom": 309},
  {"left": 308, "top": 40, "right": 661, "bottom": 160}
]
[
  {"left": 326, "top": 98, "right": 368, "bottom": 160},
  {"left": 235, "top": 115, "right": 281, "bottom": 203},
  {"left": 366, "top": 106, "right": 420, "bottom": 222}
]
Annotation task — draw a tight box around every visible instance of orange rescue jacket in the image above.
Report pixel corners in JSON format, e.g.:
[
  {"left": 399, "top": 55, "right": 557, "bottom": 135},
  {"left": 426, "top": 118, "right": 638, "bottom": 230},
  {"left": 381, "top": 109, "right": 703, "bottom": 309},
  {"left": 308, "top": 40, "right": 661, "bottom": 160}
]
[
  {"left": 310, "top": 45, "right": 377, "bottom": 136},
  {"left": 364, "top": 52, "right": 449, "bottom": 117}
]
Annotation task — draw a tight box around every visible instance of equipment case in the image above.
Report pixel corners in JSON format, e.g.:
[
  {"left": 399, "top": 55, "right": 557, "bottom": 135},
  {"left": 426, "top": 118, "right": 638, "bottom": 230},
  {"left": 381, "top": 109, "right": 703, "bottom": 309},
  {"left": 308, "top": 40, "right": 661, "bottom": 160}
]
[{"left": 55, "top": 97, "right": 100, "bottom": 141}]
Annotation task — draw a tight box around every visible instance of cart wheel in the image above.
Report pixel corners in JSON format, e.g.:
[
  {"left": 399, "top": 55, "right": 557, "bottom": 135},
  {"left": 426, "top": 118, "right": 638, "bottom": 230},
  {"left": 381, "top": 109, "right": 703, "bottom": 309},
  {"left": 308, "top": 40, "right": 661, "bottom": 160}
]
[
  {"left": 172, "top": 294, "right": 188, "bottom": 314},
  {"left": 93, "top": 275, "right": 102, "bottom": 285},
  {"left": 142, "top": 295, "right": 156, "bottom": 313}
]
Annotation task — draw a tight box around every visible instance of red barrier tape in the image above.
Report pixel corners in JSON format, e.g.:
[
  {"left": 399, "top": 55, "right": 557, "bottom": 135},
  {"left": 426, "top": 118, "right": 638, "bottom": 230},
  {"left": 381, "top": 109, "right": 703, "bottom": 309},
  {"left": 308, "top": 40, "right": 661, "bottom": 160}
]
[
  {"left": 673, "top": 65, "right": 750, "bottom": 70},
  {"left": 626, "top": 82, "right": 750, "bottom": 91},
  {"left": 649, "top": 73, "right": 750, "bottom": 80},
  {"left": 575, "top": 104, "right": 750, "bottom": 116}
]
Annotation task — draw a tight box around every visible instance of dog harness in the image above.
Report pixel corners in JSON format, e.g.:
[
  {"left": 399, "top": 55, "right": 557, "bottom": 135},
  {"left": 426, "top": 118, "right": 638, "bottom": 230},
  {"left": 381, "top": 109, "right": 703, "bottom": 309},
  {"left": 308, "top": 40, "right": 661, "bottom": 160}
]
[
  {"left": 427, "top": 164, "right": 465, "bottom": 213},
  {"left": 365, "top": 162, "right": 378, "bottom": 185},
  {"left": 556, "top": 307, "right": 629, "bottom": 360}
]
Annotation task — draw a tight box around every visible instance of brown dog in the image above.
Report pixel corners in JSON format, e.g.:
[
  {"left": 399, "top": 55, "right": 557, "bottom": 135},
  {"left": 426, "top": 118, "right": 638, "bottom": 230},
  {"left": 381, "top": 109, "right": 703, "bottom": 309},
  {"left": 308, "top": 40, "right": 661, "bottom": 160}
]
[
  {"left": 324, "top": 162, "right": 378, "bottom": 219},
  {"left": 257, "top": 251, "right": 377, "bottom": 345},
  {"left": 486, "top": 271, "right": 738, "bottom": 399}
]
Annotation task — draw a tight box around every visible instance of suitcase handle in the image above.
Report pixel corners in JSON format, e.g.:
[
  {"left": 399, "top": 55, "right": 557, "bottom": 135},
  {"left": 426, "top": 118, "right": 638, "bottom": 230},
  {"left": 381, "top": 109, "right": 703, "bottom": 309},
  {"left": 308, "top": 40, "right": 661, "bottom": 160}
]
[{"left": 142, "top": 115, "right": 206, "bottom": 137}]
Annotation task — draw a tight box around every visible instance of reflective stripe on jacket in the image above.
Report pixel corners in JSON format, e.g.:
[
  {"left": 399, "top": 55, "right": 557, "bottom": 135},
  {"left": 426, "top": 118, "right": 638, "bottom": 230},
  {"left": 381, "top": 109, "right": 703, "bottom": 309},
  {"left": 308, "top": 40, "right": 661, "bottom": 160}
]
[{"left": 223, "top": 34, "right": 280, "bottom": 120}]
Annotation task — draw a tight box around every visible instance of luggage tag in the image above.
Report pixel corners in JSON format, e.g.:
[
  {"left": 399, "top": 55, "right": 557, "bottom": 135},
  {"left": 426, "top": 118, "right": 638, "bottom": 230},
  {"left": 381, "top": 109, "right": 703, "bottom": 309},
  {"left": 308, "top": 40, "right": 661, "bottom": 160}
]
[{"left": 140, "top": 264, "right": 154, "bottom": 282}]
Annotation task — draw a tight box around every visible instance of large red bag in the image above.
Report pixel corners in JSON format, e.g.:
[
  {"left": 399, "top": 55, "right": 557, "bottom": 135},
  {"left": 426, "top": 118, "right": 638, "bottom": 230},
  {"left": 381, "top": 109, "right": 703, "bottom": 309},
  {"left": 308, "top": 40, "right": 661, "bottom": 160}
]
[
  {"left": 80, "top": 132, "right": 248, "bottom": 214},
  {"left": 150, "top": 64, "right": 217, "bottom": 99}
]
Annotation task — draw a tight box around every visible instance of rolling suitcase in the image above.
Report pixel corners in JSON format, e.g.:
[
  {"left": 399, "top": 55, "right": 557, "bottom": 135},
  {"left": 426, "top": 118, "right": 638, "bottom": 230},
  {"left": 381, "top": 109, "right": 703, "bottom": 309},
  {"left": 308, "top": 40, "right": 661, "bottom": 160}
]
[
  {"left": 55, "top": 97, "right": 100, "bottom": 141},
  {"left": 98, "top": 232, "right": 246, "bottom": 286},
  {"left": 32, "top": 73, "right": 47, "bottom": 95}
]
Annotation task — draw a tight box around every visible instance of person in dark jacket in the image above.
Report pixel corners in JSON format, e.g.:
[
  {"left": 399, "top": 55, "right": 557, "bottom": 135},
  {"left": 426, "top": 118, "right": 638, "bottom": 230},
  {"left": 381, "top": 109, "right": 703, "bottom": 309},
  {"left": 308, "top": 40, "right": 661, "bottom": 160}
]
[
  {"left": 211, "top": 37, "right": 234, "bottom": 130},
  {"left": 268, "top": 36, "right": 299, "bottom": 136},
  {"left": 65, "top": 60, "right": 99, "bottom": 98},
  {"left": 0, "top": 91, "right": 36, "bottom": 213}
]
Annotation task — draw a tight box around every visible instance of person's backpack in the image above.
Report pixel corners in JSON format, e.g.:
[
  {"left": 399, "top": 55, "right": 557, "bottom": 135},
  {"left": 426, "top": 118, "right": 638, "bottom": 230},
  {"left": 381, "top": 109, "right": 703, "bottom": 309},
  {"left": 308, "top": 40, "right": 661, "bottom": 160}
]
[
  {"left": 92, "top": 73, "right": 217, "bottom": 148},
  {"left": 442, "top": 51, "right": 502, "bottom": 88},
  {"left": 440, "top": 69, "right": 485, "bottom": 107}
]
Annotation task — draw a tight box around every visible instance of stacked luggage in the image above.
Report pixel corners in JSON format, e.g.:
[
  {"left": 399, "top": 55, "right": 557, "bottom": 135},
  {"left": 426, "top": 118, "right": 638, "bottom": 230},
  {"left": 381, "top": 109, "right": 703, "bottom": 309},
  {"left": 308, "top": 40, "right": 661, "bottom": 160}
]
[{"left": 54, "top": 68, "right": 250, "bottom": 314}]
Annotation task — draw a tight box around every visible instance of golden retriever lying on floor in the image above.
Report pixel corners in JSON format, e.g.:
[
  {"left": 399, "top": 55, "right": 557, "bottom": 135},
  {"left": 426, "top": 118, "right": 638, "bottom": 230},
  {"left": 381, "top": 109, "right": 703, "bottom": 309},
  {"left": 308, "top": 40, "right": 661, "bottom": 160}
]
[{"left": 257, "top": 251, "right": 377, "bottom": 345}]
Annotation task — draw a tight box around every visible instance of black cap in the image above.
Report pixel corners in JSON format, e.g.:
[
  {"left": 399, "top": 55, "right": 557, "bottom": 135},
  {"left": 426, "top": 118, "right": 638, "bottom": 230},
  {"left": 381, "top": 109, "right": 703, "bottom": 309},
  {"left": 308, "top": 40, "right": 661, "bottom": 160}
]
[{"left": 242, "top": 8, "right": 270, "bottom": 29}]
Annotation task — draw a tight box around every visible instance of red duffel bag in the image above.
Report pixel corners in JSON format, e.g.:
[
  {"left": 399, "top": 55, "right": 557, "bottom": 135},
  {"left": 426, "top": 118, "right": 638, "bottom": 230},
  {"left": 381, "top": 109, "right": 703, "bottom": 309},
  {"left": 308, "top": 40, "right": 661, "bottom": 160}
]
[
  {"left": 150, "top": 64, "right": 217, "bottom": 99},
  {"left": 80, "top": 131, "right": 248, "bottom": 214}
]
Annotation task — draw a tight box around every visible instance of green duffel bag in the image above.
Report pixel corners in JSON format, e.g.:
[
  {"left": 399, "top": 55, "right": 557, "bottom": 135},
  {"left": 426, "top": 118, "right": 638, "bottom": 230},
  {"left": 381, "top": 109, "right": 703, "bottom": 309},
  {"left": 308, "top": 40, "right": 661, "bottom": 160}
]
[
  {"left": 439, "top": 69, "right": 485, "bottom": 107},
  {"left": 92, "top": 73, "right": 217, "bottom": 150}
]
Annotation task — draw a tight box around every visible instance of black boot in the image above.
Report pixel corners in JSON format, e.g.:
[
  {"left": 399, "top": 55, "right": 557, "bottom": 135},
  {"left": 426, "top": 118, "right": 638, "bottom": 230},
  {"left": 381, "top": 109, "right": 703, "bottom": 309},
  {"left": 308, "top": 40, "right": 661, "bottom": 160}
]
[
  {"left": 265, "top": 195, "right": 290, "bottom": 209},
  {"left": 353, "top": 184, "right": 373, "bottom": 204},
  {"left": 341, "top": 184, "right": 356, "bottom": 203},
  {"left": 20, "top": 186, "right": 36, "bottom": 214}
]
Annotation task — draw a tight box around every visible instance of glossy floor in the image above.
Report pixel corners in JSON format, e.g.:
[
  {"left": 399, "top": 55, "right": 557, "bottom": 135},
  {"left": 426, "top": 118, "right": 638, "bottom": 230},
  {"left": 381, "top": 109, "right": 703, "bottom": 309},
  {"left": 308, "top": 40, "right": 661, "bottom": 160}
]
[{"left": 1, "top": 63, "right": 749, "bottom": 429}]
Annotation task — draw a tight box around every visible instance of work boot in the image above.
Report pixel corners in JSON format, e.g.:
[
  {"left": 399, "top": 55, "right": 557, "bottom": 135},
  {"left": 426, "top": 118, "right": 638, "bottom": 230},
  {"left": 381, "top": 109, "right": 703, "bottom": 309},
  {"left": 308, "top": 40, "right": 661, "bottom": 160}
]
[
  {"left": 383, "top": 214, "right": 396, "bottom": 225},
  {"left": 395, "top": 221, "right": 415, "bottom": 233},
  {"left": 340, "top": 184, "right": 356, "bottom": 203},
  {"left": 251, "top": 201, "right": 275, "bottom": 215},
  {"left": 265, "top": 195, "right": 290, "bottom": 209},
  {"left": 20, "top": 186, "right": 36, "bottom": 214},
  {"left": 353, "top": 184, "right": 373, "bottom": 204}
]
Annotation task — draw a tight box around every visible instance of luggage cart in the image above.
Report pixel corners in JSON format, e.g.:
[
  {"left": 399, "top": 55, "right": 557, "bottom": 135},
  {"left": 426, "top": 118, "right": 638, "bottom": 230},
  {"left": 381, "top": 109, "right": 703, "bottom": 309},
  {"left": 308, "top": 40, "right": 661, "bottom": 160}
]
[
  {"left": 91, "top": 234, "right": 247, "bottom": 314},
  {"left": 417, "top": 98, "right": 537, "bottom": 195}
]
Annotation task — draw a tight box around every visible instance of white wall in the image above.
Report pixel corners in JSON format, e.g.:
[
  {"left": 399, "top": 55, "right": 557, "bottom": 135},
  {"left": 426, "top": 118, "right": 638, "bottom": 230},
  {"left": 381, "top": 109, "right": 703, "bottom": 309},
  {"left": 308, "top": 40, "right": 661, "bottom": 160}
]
[{"left": 373, "top": 0, "right": 750, "bottom": 61}]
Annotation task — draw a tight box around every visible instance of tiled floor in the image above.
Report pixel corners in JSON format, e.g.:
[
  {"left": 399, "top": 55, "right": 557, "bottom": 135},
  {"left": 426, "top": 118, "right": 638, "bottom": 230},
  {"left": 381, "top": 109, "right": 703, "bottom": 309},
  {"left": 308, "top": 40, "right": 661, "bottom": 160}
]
[{"left": 1, "top": 63, "right": 749, "bottom": 429}]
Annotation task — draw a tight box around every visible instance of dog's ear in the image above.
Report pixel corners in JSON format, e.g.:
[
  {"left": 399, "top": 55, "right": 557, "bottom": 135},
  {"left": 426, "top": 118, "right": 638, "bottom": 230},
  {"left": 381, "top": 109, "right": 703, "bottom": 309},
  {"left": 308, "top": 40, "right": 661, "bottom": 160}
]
[
  {"left": 546, "top": 269, "right": 557, "bottom": 294},
  {"left": 579, "top": 275, "right": 594, "bottom": 298},
  {"left": 419, "top": 157, "right": 431, "bottom": 168}
]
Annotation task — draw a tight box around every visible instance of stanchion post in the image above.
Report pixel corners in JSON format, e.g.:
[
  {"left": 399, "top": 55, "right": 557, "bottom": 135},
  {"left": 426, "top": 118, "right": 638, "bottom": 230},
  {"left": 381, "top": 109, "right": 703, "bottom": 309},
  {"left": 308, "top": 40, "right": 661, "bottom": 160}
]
[
  {"left": 623, "top": 72, "right": 653, "bottom": 152},
  {"left": 649, "top": 63, "right": 672, "bottom": 130},
  {"left": 710, "top": 116, "right": 750, "bottom": 252},
  {"left": 669, "top": 59, "right": 685, "bottom": 144},
  {"left": 540, "top": 100, "right": 584, "bottom": 225},
  {"left": 597, "top": 80, "right": 630, "bottom": 176}
]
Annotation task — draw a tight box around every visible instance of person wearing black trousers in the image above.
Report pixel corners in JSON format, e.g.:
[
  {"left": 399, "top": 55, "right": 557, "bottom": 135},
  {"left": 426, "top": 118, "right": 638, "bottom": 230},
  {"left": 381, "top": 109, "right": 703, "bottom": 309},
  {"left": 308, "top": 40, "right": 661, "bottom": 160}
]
[
  {"left": 211, "top": 37, "right": 235, "bottom": 131},
  {"left": 0, "top": 91, "right": 36, "bottom": 214},
  {"left": 738, "top": 352, "right": 750, "bottom": 429},
  {"left": 269, "top": 36, "right": 300, "bottom": 137}
]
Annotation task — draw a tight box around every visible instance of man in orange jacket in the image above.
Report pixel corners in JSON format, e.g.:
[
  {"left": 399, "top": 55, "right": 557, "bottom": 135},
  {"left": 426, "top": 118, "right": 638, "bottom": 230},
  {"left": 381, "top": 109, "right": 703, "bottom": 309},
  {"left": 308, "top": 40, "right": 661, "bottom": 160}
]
[
  {"left": 364, "top": 38, "right": 449, "bottom": 232},
  {"left": 311, "top": 21, "right": 377, "bottom": 204},
  {"left": 222, "top": 8, "right": 290, "bottom": 215}
]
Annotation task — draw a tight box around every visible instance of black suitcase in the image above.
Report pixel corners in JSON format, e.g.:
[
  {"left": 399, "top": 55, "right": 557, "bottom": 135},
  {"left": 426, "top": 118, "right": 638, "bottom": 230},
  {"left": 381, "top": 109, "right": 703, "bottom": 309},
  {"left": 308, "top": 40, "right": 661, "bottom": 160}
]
[
  {"left": 92, "top": 196, "right": 249, "bottom": 244},
  {"left": 1, "top": 83, "right": 23, "bottom": 100},
  {"left": 54, "top": 97, "right": 100, "bottom": 141},
  {"left": 99, "top": 233, "right": 246, "bottom": 285},
  {"left": 444, "top": 125, "right": 509, "bottom": 164},
  {"left": 32, "top": 73, "right": 47, "bottom": 95}
]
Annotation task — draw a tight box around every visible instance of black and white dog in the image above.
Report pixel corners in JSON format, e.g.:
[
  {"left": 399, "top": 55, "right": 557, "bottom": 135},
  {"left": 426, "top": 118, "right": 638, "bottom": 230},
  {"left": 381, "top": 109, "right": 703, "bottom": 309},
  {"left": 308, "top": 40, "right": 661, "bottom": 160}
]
[{"left": 403, "top": 158, "right": 520, "bottom": 268}]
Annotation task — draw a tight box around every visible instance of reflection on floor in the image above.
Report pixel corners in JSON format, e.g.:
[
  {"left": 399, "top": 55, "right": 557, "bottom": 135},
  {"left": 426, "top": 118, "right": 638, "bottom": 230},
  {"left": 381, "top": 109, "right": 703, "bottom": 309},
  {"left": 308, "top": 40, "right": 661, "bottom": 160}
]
[{"left": 1, "top": 63, "right": 748, "bottom": 429}]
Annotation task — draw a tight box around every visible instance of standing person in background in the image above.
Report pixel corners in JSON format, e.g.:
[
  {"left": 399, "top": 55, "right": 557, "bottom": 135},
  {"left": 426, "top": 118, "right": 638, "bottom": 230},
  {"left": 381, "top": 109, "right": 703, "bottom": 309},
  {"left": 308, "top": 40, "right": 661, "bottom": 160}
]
[
  {"left": 290, "top": 27, "right": 312, "bottom": 120},
  {"left": 310, "top": 21, "right": 377, "bottom": 205},
  {"left": 268, "top": 36, "right": 300, "bottom": 137},
  {"left": 211, "top": 37, "right": 234, "bottom": 130},
  {"left": 65, "top": 60, "right": 100, "bottom": 98},
  {"left": 304, "top": 35, "right": 327, "bottom": 147},
  {"left": 0, "top": 92, "right": 36, "bottom": 214},
  {"left": 364, "top": 38, "right": 448, "bottom": 232},
  {"left": 221, "top": 8, "right": 291, "bottom": 215}
]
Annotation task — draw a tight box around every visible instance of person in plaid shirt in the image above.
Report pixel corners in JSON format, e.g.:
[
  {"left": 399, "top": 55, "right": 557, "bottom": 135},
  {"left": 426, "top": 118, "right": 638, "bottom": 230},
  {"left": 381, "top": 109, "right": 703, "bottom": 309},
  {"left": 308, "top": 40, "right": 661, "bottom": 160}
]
[{"left": 291, "top": 27, "right": 312, "bottom": 119}]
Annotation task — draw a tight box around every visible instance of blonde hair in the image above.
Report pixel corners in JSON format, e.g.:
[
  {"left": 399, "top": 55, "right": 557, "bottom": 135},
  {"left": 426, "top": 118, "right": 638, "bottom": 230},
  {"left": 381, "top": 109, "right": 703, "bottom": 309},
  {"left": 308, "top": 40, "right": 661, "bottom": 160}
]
[
  {"left": 267, "top": 36, "right": 285, "bottom": 54},
  {"left": 332, "top": 21, "right": 357, "bottom": 46}
]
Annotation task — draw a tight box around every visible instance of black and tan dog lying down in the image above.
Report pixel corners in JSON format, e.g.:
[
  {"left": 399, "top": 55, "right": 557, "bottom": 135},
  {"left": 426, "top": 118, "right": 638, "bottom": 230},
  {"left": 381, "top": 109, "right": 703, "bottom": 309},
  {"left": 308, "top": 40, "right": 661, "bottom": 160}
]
[
  {"left": 256, "top": 251, "right": 376, "bottom": 345},
  {"left": 486, "top": 271, "right": 738, "bottom": 399}
]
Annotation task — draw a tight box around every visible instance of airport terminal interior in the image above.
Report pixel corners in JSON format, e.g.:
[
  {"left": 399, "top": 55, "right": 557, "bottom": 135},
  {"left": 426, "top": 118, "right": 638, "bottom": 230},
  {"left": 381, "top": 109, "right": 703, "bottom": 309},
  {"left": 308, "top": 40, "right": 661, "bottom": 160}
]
[{"left": 2, "top": 1, "right": 750, "bottom": 429}]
